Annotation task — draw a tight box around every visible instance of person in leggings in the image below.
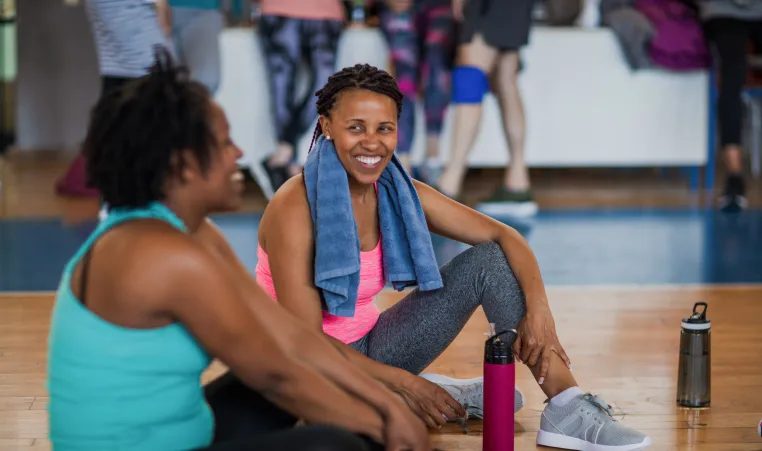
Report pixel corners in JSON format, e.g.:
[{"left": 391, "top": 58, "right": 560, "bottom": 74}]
[
  {"left": 168, "top": 0, "right": 225, "bottom": 94},
  {"left": 378, "top": 0, "right": 455, "bottom": 180},
  {"left": 46, "top": 49, "right": 430, "bottom": 451},
  {"left": 699, "top": 0, "right": 762, "bottom": 212},
  {"left": 258, "top": 0, "right": 345, "bottom": 192},
  {"left": 256, "top": 64, "right": 652, "bottom": 450},
  {"left": 437, "top": 0, "right": 537, "bottom": 216},
  {"left": 57, "top": 0, "right": 173, "bottom": 199}
]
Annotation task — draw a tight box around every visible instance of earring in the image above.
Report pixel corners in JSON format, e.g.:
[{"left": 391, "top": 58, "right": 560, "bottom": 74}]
[{"left": 326, "top": 135, "right": 332, "bottom": 141}]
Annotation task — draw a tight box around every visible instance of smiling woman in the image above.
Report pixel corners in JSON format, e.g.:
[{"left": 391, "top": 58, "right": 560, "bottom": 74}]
[
  {"left": 311, "top": 66, "right": 402, "bottom": 186},
  {"left": 256, "top": 64, "right": 652, "bottom": 450}
]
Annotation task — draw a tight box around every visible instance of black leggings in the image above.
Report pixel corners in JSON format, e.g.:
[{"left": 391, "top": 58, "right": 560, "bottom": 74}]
[
  {"left": 199, "top": 372, "right": 384, "bottom": 451},
  {"left": 258, "top": 15, "right": 343, "bottom": 153},
  {"left": 705, "top": 18, "right": 762, "bottom": 147}
]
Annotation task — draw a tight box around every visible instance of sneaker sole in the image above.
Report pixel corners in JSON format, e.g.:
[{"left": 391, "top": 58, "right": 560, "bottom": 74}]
[
  {"left": 536, "top": 430, "right": 652, "bottom": 450},
  {"left": 476, "top": 201, "right": 539, "bottom": 218},
  {"left": 418, "top": 373, "right": 525, "bottom": 415}
]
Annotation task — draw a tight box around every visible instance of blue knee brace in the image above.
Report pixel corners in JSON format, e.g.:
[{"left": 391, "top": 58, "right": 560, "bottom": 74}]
[{"left": 451, "top": 66, "right": 489, "bottom": 104}]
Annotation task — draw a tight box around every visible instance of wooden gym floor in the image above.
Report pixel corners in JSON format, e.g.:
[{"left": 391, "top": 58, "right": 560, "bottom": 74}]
[{"left": 1, "top": 286, "right": 761, "bottom": 451}]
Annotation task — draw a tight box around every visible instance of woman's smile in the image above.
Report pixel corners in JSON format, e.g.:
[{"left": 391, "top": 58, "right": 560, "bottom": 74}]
[{"left": 354, "top": 154, "right": 384, "bottom": 170}]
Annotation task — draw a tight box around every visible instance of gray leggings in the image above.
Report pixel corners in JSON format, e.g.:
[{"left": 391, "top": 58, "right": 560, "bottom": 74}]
[{"left": 349, "top": 242, "right": 527, "bottom": 375}]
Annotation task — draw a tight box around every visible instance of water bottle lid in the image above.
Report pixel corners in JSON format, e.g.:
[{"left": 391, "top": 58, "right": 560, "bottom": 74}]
[
  {"left": 484, "top": 329, "right": 516, "bottom": 364},
  {"left": 682, "top": 302, "right": 710, "bottom": 330}
]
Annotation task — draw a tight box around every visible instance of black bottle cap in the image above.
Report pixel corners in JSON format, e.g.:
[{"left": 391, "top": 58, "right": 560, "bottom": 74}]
[
  {"left": 682, "top": 302, "right": 711, "bottom": 330},
  {"left": 484, "top": 330, "right": 516, "bottom": 365}
]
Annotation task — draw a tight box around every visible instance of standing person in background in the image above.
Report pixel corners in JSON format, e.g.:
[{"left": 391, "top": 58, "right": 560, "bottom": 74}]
[
  {"left": 258, "top": 0, "right": 346, "bottom": 192},
  {"left": 699, "top": 0, "right": 762, "bottom": 212},
  {"left": 378, "top": 0, "right": 456, "bottom": 182},
  {"left": 165, "top": 0, "right": 225, "bottom": 94},
  {"left": 56, "top": 0, "right": 172, "bottom": 198},
  {"left": 437, "top": 0, "right": 538, "bottom": 217}
]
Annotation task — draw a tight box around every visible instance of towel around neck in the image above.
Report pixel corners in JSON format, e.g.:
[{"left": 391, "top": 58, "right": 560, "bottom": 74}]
[{"left": 302, "top": 136, "right": 443, "bottom": 317}]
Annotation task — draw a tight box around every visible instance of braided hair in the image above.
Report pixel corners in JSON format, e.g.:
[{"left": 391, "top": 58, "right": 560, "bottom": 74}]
[
  {"left": 307, "top": 63, "right": 404, "bottom": 153},
  {"left": 83, "top": 46, "right": 215, "bottom": 209}
]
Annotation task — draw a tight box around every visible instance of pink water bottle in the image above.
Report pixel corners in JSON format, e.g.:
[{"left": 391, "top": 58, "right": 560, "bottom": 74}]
[{"left": 483, "top": 328, "right": 516, "bottom": 451}]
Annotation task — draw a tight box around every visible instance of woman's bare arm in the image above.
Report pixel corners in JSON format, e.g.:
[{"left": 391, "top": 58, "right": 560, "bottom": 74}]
[
  {"left": 149, "top": 236, "right": 388, "bottom": 441},
  {"left": 414, "top": 179, "right": 550, "bottom": 308}
]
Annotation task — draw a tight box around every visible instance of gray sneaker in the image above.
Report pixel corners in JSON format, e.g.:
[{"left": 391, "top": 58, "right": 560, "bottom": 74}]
[
  {"left": 537, "top": 393, "right": 652, "bottom": 450},
  {"left": 419, "top": 373, "right": 525, "bottom": 419}
]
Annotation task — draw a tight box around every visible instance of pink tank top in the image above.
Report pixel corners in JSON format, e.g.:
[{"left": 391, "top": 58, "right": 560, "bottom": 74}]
[
  {"left": 260, "top": 0, "right": 346, "bottom": 21},
  {"left": 255, "top": 240, "right": 385, "bottom": 344}
]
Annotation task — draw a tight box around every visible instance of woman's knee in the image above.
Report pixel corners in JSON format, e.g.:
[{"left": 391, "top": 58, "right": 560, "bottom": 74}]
[
  {"left": 464, "top": 241, "right": 509, "bottom": 270},
  {"left": 446, "top": 241, "right": 517, "bottom": 283}
]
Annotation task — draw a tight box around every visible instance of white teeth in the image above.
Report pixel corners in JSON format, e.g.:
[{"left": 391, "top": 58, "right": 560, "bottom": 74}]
[
  {"left": 231, "top": 172, "right": 244, "bottom": 182},
  {"left": 356, "top": 155, "right": 382, "bottom": 166}
]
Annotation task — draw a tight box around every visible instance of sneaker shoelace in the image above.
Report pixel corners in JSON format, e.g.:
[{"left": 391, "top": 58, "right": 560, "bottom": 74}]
[
  {"left": 450, "top": 381, "right": 483, "bottom": 410},
  {"left": 582, "top": 393, "right": 616, "bottom": 418}
]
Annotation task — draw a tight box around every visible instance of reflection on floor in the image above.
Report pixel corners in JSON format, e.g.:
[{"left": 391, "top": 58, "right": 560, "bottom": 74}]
[{"left": 3, "top": 208, "right": 761, "bottom": 292}]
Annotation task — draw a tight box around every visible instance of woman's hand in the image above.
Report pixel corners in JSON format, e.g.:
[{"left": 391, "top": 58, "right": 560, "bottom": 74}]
[
  {"left": 390, "top": 374, "right": 467, "bottom": 429},
  {"left": 383, "top": 400, "right": 433, "bottom": 451},
  {"left": 513, "top": 304, "right": 572, "bottom": 384}
]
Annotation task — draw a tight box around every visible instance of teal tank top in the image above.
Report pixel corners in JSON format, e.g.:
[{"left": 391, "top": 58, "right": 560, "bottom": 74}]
[
  {"left": 47, "top": 202, "right": 214, "bottom": 451},
  {"left": 168, "top": 0, "right": 220, "bottom": 10}
]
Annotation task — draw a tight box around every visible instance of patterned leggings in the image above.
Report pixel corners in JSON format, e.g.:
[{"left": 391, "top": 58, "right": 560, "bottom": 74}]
[
  {"left": 259, "top": 16, "right": 343, "bottom": 153},
  {"left": 379, "top": 5, "right": 455, "bottom": 154}
]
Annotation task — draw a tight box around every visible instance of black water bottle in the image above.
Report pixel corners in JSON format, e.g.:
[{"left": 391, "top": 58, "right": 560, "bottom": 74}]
[{"left": 676, "top": 302, "right": 711, "bottom": 408}]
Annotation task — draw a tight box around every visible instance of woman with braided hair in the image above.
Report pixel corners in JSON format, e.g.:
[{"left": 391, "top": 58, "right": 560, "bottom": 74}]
[{"left": 256, "top": 63, "right": 652, "bottom": 450}]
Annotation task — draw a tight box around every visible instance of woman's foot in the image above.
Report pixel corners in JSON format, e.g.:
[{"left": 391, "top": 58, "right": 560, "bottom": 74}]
[
  {"left": 262, "top": 143, "right": 296, "bottom": 192},
  {"left": 719, "top": 174, "right": 747, "bottom": 213},
  {"left": 537, "top": 392, "right": 651, "bottom": 450},
  {"left": 417, "top": 157, "right": 444, "bottom": 188},
  {"left": 476, "top": 185, "right": 538, "bottom": 218},
  {"left": 419, "top": 373, "right": 525, "bottom": 418}
]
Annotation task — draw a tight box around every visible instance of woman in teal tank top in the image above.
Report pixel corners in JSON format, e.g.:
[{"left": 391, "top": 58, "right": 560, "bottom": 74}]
[{"left": 46, "top": 48, "right": 430, "bottom": 451}]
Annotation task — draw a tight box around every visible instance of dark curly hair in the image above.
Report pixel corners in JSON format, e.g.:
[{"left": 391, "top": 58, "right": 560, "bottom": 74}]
[
  {"left": 83, "top": 46, "right": 216, "bottom": 209},
  {"left": 307, "top": 63, "right": 404, "bottom": 153}
]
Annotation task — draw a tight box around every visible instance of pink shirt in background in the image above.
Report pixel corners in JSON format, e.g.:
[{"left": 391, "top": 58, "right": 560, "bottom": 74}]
[{"left": 260, "top": 0, "right": 346, "bottom": 21}]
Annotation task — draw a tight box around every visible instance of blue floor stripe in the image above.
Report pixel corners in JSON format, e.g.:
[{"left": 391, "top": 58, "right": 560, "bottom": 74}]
[{"left": 2, "top": 209, "right": 761, "bottom": 292}]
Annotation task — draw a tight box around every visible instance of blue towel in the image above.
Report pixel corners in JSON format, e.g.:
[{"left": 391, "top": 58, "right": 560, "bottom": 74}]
[{"left": 303, "top": 136, "right": 443, "bottom": 317}]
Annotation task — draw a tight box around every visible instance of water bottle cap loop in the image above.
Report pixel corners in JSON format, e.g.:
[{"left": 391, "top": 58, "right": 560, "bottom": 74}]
[
  {"left": 682, "top": 302, "right": 710, "bottom": 328},
  {"left": 484, "top": 329, "right": 516, "bottom": 364}
]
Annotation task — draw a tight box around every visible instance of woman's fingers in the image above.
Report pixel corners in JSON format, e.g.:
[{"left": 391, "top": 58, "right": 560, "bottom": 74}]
[
  {"left": 538, "top": 346, "right": 552, "bottom": 384},
  {"left": 527, "top": 344, "right": 544, "bottom": 367},
  {"left": 426, "top": 403, "right": 448, "bottom": 428},
  {"left": 512, "top": 334, "right": 523, "bottom": 363},
  {"left": 439, "top": 390, "right": 467, "bottom": 419},
  {"left": 555, "top": 343, "right": 572, "bottom": 369},
  {"left": 407, "top": 400, "right": 438, "bottom": 429}
]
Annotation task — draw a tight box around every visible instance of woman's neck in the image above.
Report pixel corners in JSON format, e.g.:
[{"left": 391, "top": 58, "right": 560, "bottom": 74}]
[
  {"left": 161, "top": 198, "right": 208, "bottom": 233},
  {"left": 348, "top": 178, "right": 375, "bottom": 204}
]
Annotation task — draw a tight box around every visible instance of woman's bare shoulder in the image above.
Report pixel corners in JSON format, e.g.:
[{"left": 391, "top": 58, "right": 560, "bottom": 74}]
[{"left": 259, "top": 174, "right": 314, "bottom": 247}]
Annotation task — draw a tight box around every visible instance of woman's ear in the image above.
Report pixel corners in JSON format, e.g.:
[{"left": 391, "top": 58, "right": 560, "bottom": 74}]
[
  {"left": 318, "top": 115, "right": 331, "bottom": 139},
  {"left": 173, "top": 149, "right": 202, "bottom": 183}
]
